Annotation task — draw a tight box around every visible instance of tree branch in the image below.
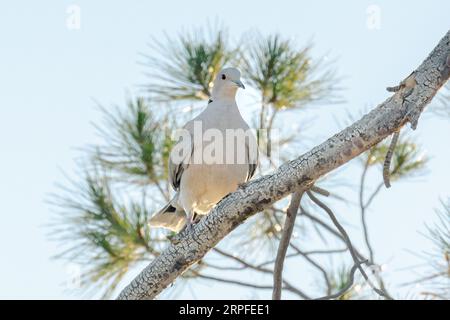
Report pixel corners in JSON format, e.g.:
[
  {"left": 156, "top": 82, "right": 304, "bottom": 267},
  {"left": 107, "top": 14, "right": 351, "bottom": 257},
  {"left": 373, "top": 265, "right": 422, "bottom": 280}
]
[
  {"left": 194, "top": 273, "right": 276, "bottom": 291},
  {"left": 117, "top": 31, "right": 450, "bottom": 300},
  {"left": 287, "top": 242, "right": 332, "bottom": 294},
  {"left": 359, "top": 159, "right": 376, "bottom": 263},
  {"left": 272, "top": 191, "right": 303, "bottom": 299},
  {"left": 383, "top": 130, "right": 400, "bottom": 188},
  {"left": 300, "top": 207, "right": 366, "bottom": 260}
]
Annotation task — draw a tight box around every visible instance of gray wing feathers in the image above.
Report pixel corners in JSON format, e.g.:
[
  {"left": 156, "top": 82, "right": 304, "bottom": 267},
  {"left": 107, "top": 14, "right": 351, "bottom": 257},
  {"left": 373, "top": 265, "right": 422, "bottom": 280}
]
[
  {"left": 245, "top": 140, "right": 258, "bottom": 182},
  {"left": 247, "top": 163, "right": 257, "bottom": 181},
  {"left": 169, "top": 155, "right": 184, "bottom": 191},
  {"left": 168, "top": 123, "right": 194, "bottom": 191}
]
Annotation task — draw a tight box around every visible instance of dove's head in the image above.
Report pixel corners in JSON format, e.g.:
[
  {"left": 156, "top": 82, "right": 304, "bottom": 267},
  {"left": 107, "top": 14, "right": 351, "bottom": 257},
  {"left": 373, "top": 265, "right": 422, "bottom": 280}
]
[{"left": 211, "top": 67, "right": 245, "bottom": 100}]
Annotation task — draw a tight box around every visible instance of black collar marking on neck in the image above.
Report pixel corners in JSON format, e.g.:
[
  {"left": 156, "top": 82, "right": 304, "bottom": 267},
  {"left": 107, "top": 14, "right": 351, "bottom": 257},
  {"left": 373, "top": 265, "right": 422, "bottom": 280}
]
[{"left": 208, "top": 98, "right": 213, "bottom": 104}]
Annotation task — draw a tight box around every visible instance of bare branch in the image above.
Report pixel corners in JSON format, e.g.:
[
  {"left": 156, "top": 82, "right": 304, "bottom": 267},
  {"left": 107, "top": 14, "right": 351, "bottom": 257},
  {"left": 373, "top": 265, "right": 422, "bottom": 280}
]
[
  {"left": 272, "top": 192, "right": 303, "bottom": 299},
  {"left": 310, "top": 185, "right": 330, "bottom": 197},
  {"left": 383, "top": 130, "right": 400, "bottom": 188},
  {"left": 359, "top": 160, "right": 375, "bottom": 263},
  {"left": 256, "top": 248, "right": 348, "bottom": 268},
  {"left": 288, "top": 242, "right": 332, "bottom": 293},
  {"left": 315, "top": 261, "right": 365, "bottom": 300},
  {"left": 301, "top": 207, "right": 366, "bottom": 260},
  {"left": 364, "top": 182, "right": 384, "bottom": 209},
  {"left": 212, "top": 248, "right": 271, "bottom": 273}
]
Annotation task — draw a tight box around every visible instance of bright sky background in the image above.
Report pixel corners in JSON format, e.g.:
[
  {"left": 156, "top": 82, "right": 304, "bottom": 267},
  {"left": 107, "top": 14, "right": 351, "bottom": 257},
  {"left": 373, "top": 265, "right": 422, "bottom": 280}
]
[{"left": 0, "top": 0, "right": 449, "bottom": 299}]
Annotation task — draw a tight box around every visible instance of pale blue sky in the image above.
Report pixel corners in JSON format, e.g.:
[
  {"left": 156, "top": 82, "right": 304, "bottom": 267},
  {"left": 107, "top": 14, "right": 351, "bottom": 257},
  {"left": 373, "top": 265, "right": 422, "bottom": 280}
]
[{"left": 0, "top": 1, "right": 449, "bottom": 299}]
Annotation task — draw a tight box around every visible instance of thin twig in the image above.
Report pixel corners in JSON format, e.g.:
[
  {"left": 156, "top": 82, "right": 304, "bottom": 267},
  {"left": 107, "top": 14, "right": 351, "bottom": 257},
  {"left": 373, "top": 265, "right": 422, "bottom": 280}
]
[
  {"left": 257, "top": 253, "right": 303, "bottom": 268},
  {"left": 302, "top": 248, "right": 349, "bottom": 255},
  {"left": 359, "top": 159, "right": 375, "bottom": 262},
  {"left": 270, "top": 212, "right": 334, "bottom": 294},
  {"left": 257, "top": 248, "right": 348, "bottom": 268},
  {"left": 306, "top": 190, "right": 393, "bottom": 300},
  {"left": 310, "top": 185, "right": 330, "bottom": 197},
  {"left": 300, "top": 207, "right": 345, "bottom": 239},
  {"left": 300, "top": 207, "right": 366, "bottom": 261},
  {"left": 272, "top": 208, "right": 335, "bottom": 294},
  {"left": 383, "top": 130, "right": 400, "bottom": 188},
  {"left": 315, "top": 261, "right": 366, "bottom": 300},
  {"left": 288, "top": 242, "right": 332, "bottom": 293},
  {"left": 266, "top": 108, "right": 279, "bottom": 158},
  {"left": 359, "top": 172, "right": 396, "bottom": 297},
  {"left": 272, "top": 191, "right": 303, "bottom": 300}
]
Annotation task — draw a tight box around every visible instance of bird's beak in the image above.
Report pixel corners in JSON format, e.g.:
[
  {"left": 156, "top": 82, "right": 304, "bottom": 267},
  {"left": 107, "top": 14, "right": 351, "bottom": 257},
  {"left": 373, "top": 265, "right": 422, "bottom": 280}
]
[{"left": 232, "top": 79, "right": 245, "bottom": 89}]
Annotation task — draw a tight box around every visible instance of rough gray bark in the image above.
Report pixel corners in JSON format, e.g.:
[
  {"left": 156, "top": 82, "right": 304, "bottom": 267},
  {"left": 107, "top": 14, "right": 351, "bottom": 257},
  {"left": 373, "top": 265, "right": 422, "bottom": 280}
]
[{"left": 118, "top": 30, "right": 450, "bottom": 300}]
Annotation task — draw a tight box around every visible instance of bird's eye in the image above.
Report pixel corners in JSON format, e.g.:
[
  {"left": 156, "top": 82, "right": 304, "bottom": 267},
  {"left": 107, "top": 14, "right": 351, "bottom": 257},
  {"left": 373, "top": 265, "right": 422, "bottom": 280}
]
[{"left": 221, "top": 74, "right": 226, "bottom": 80}]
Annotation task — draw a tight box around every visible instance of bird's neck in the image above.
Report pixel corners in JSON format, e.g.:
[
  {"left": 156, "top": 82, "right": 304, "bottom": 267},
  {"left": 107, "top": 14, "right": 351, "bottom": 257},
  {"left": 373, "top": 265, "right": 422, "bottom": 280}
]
[
  {"left": 211, "top": 86, "right": 238, "bottom": 103},
  {"left": 209, "top": 91, "right": 237, "bottom": 107},
  {"left": 206, "top": 95, "right": 240, "bottom": 116}
]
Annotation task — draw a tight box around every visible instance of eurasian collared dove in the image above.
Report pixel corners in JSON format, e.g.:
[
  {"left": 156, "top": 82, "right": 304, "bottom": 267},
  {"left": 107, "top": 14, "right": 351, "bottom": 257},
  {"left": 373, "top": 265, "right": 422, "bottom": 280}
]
[{"left": 149, "top": 68, "right": 258, "bottom": 232}]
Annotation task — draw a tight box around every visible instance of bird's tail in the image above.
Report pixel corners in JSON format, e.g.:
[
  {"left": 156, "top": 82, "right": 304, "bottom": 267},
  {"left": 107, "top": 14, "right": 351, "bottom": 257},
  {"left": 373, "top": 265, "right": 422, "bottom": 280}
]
[{"left": 148, "top": 194, "right": 186, "bottom": 232}]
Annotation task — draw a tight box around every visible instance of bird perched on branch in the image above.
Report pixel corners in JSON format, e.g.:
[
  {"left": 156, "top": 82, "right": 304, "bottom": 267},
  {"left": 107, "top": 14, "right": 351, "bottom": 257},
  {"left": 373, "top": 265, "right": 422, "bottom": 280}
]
[{"left": 149, "top": 68, "right": 258, "bottom": 232}]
